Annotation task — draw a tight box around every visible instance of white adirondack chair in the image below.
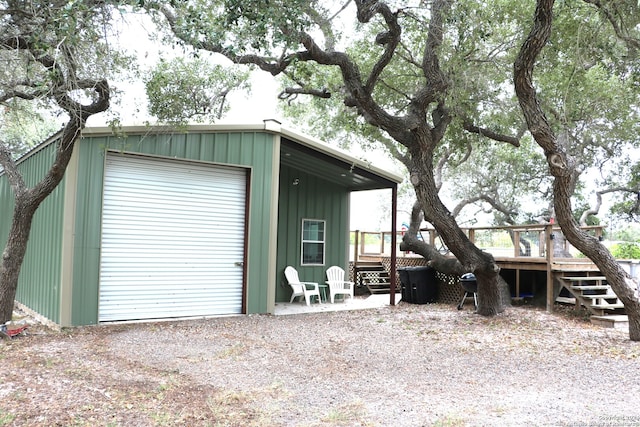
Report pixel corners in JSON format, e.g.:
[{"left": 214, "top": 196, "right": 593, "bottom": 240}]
[
  {"left": 325, "top": 266, "right": 354, "bottom": 303},
  {"left": 284, "top": 266, "right": 322, "bottom": 306}
]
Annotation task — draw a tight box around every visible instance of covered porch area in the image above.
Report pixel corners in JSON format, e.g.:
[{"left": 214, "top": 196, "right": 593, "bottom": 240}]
[{"left": 274, "top": 125, "right": 403, "bottom": 310}]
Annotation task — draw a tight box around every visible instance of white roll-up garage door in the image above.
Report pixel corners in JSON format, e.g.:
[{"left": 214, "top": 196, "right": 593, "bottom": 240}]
[{"left": 99, "top": 154, "right": 246, "bottom": 322}]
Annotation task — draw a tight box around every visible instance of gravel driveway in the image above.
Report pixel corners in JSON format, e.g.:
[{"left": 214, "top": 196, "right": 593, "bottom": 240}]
[{"left": 1, "top": 303, "right": 640, "bottom": 426}]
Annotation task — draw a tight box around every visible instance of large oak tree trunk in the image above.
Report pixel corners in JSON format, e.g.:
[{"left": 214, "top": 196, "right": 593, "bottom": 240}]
[
  {"left": 0, "top": 204, "right": 37, "bottom": 322},
  {"left": 0, "top": 129, "right": 78, "bottom": 322},
  {"left": 406, "top": 131, "right": 508, "bottom": 315},
  {"left": 515, "top": 0, "right": 640, "bottom": 340},
  {"left": 0, "top": 91, "right": 107, "bottom": 323}
]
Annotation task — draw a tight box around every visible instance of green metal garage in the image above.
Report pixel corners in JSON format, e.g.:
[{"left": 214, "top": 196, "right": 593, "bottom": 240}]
[{"left": 0, "top": 121, "right": 402, "bottom": 326}]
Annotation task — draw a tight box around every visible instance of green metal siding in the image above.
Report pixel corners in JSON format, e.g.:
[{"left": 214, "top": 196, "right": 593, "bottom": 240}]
[
  {"left": 0, "top": 143, "right": 65, "bottom": 323},
  {"left": 1, "top": 128, "right": 362, "bottom": 325},
  {"left": 70, "top": 131, "right": 276, "bottom": 325},
  {"left": 275, "top": 164, "right": 350, "bottom": 302}
]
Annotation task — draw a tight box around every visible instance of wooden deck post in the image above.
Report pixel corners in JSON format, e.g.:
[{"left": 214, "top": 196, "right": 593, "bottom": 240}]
[
  {"left": 390, "top": 185, "right": 398, "bottom": 306},
  {"left": 353, "top": 230, "right": 360, "bottom": 264},
  {"left": 545, "top": 224, "right": 554, "bottom": 313}
]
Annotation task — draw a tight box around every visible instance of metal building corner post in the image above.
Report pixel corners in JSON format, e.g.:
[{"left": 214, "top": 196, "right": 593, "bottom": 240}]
[{"left": 390, "top": 184, "right": 398, "bottom": 306}]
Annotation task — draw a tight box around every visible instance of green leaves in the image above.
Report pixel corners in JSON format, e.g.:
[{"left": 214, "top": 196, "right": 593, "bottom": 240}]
[
  {"left": 0, "top": 99, "right": 59, "bottom": 158},
  {"left": 610, "top": 242, "right": 640, "bottom": 259},
  {"left": 157, "top": 0, "right": 312, "bottom": 55},
  {"left": 144, "top": 57, "right": 250, "bottom": 125}
]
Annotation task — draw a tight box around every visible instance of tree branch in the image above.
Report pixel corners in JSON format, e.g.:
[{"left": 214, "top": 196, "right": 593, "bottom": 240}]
[
  {"left": 433, "top": 142, "right": 472, "bottom": 191},
  {"left": 400, "top": 200, "right": 465, "bottom": 276},
  {"left": 279, "top": 87, "right": 331, "bottom": 100},
  {"left": 0, "top": 143, "right": 27, "bottom": 197},
  {"left": 462, "top": 118, "right": 521, "bottom": 147},
  {"left": 451, "top": 194, "right": 517, "bottom": 220},
  {"left": 514, "top": 0, "right": 569, "bottom": 174},
  {"left": 583, "top": 0, "right": 640, "bottom": 53},
  {"left": 353, "top": 1, "right": 401, "bottom": 92},
  {"left": 580, "top": 187, "right": 640, "bottom": 225},
  {"left": 416, "top": 0, "right": 452, "bottom": 110}
]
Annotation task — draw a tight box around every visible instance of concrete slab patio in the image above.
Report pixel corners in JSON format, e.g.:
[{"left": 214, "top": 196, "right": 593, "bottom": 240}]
[{"left": 274, "top": 292, "right": 402, "bottom": 315}]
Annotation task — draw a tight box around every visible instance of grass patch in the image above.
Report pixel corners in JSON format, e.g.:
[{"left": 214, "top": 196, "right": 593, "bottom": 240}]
[
  {"left": 320, "top": 401, "right": 370, "bottom": 426},
  {"left": 0, "top": 412, "right": 15, "bottom": 426},
  {"left": 215, "top": 344, "right": 246, "bottom": 360},
  {"left": 432, "top": 415, "right": 468, "bottom": 426},
  {"left": 205, "top": 389, "right": 275, "bottom": 427}
]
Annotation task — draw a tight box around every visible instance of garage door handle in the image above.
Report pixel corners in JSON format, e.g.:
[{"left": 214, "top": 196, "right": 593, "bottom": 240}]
[{"left": 235, "top": 262, "right": 244, "bottom": 267}]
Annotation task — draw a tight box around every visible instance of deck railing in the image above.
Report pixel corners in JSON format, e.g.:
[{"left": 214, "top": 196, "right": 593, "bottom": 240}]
[
  {"left": 350, "top": 224, "right": 605, "bottom": 262},
  {"left": 350, "top": 224, "right": 640, "bottom": 313}
]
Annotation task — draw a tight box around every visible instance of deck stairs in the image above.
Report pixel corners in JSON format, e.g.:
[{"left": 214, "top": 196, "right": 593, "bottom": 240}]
[
  {"left": 354, "top": 261, "right": 394, "bottom": 294},
  {"left": 556, "top": 274, "right": 628, "bottom": 328}
]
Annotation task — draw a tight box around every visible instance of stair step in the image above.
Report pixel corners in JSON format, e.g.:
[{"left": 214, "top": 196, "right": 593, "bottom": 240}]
[
  {"left": 367, "top": 283, "right": 391, "bottom": 288},
  {"left": 580, "top": 294, "right": 619, "bottom": 300},
  {"left": 368, "top": 288, "right": 392, "bottom": 294},
  {"left": 555, "top": 298, "right": 623, "bottom": 310},
  {"left": 356, "top": 264, "right": 385, "bottom": 270},
  {"left": 561, "top": 276, "right": 607, "bottom": 281},
  {"left": 591, "top": 303, "right": 625, "bottom": 309},
  {"left": 590, "top": 315, "right": 629, "bottom": 329},
  {"left": 364, "top": 275, "right": 395, "bottom": 295},
  {"left": 570, "top": 285, "right": 610, "bottom": 291}
]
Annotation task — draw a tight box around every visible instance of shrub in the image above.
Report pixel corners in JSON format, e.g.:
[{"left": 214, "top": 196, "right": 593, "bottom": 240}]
[{"left": 610, "top": 242, "right": 640, "bottom": 259}]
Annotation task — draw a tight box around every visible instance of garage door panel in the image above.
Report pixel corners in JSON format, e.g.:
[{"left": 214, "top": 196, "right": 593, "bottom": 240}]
[{"left": 99, "top": 155, "right": 246, "bottom": 322}]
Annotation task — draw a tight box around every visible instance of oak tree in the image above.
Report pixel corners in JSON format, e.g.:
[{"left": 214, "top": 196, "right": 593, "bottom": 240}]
[
  {"left": 0, "top": 0, "right": 117, "bottom": 322},
  {"left": 514, "top": 0, "right": 640, "bottom": 340}
]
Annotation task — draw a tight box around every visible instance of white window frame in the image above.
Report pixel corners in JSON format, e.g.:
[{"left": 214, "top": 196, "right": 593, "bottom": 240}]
[{"left": 301, "top": 219, "right": 326, "bottom": 266}]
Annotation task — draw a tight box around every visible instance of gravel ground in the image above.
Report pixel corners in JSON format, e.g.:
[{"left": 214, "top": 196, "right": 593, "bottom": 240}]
[{"left": 1, "top": 303, "right": 640, "bottom": 427}]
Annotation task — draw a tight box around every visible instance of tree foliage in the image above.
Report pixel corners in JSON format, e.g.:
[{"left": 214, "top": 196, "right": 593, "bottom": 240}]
[
  {"left": 275, "top": 0, "right": 640, "bottom": 227},
  {"left": 610, "top": 242, "right": 640, "bottom": 260},
  {"left": 144, "top": 57, "right": 250, "bottom": 125},
  {"left": 0, "top": 100, "right": 58, "bottom": 157}
]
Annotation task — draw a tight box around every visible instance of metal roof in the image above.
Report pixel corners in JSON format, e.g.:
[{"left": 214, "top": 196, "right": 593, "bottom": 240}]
[
  {"left": 80, "top": 121, "right": 404, "bottom": 191},
  {"left": 8, "top": 122, "right": 403, "bottom": 189},
  {"left": 275, "top": 127, "right": 402, "bottom": 191}
]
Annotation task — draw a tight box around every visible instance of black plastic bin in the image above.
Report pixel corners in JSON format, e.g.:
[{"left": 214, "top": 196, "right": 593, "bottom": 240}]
[
  {"left": 398, "top": 268, "right": 410, "bottom": 301},
  {"left": 398, "top": 266, "right": 438, "bottom": 304}
]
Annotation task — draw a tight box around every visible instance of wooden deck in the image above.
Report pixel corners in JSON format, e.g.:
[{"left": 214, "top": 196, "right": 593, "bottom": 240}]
[
  {"left": 350, "top": 225, "right": 633, "bottom": 326},
  {"left": 494, "top": 256, "right": 601, "bottom": 272}
]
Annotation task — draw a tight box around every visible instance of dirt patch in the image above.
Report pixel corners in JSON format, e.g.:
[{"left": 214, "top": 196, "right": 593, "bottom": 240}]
[{"left": 1, "top": 304, "right": 639, "bottom": 426}]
